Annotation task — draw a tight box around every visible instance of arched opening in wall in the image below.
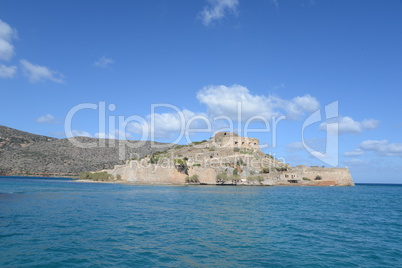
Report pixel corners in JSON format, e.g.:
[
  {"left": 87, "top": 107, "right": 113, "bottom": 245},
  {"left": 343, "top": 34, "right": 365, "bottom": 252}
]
[
  {"left": 224, "top": 133, "right": 227, "bottom": 136},
  {"left": 242, "top": 142, "right": 245, "bottom": 144},
  {"left": 234, "top": 142, "right": 238, "bottom": 145},
  {"left": 254, "top": 143, "right": 256, "bottom": 145}
]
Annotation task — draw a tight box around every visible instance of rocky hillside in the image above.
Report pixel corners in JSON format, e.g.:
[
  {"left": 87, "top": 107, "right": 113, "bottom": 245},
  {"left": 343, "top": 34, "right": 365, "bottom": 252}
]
[{"left": 0, "top": 125, "right": 174, "bottom": 176}]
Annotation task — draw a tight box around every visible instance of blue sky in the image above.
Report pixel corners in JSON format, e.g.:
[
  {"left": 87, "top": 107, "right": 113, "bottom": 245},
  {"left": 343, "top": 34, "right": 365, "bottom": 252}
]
[{"left": 1, "top": 0, "right": 402, "bottom": 183}]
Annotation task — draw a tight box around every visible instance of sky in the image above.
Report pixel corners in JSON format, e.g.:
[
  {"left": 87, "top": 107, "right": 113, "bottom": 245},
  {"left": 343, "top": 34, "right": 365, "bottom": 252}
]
[{"left": 1, "top": 0, "right": 402, "bottom": 183}]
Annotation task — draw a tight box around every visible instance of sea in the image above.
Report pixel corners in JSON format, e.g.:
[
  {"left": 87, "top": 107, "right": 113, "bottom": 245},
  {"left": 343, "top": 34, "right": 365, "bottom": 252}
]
[{"left": 0, "top": 176, "right": 401, "bottom": 267}]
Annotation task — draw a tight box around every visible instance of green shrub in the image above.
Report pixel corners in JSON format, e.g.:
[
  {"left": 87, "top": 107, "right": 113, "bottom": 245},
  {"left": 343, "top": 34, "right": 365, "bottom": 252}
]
[
  {"left": 153, "top": 150, "right": 168, "bottom": 155},
  {"left": 275, "top": 167, "right": 287, "bottom": 172},
  {"left": 249, "top": 170, "right": 256, "bottom": 175},
  {"left": 116, "top": 174, "right": 122, "bottom": 180},
  {"left": 209, "top": 147, "right": 216, "bottom": 151},
  {"left": 302, "top": 177, "right": 310, "bottom": 181},
  {"left": 248, "top": 176, "right": 264, "bottom": 182},
  {"left": 261, "top": 168, "right": 270, "bottom": 174},
  {"left": 174, "top": 159, "right": 185, "bottom": 165},
  {"left": 230, "top": 174, "right": 240, "bottom": 181},
  {"left": 149, "top": 154, "right": 160, "bottom": 164},
  {"left": 233, "top": 169, "right": 238, "bottom": 176},
  {"left": 192, "top": 140, "right": 207, "bottom": 145},
  {"left": 237, "top": 159, "right": 246, "bottom": 166},
  {"left": 79, "top": 172, "right": 91, "bottom": 180},
  {"left": 79, "top": 171, "right": 112, "bottom": 181},
  {"left": 185, "top": 174, "right": 200, "bottom": 183},
  {"left": 216, "top": 173, "right": 229, "bottom": 181},
  {"left": 233, "top": 147, "right": 240, "bottom": 152},
  {"left": 193, "top": 164, "right": 201, "bottom": 167}
]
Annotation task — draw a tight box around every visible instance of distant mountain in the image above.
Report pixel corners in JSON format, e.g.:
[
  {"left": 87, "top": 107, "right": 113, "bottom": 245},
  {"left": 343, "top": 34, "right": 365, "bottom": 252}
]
[{"left": 0, "top": 125, "right": 174, "bottom": 177}]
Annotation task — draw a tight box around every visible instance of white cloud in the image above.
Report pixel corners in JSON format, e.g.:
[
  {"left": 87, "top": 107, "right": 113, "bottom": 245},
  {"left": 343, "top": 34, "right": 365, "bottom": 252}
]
[
  {"left": 0, "top": 19, "right": 17, "bottom": 61},
  {"left": 286, "top": 141, "right": 305, "bottom": 152},
  {"left": 196, "top": 84, "right": 319, "bottom": 121},
  {"left": 286, "top": 138, "right": 325, "bottom": 153},
  {"left": 199, "top": 0, "right": 239, "bottom": 26},
  {"left": 361, "top": 119, "right": 379, "bottom": 129},
  {"left": 0, "top": 64, "right": 17, "bottom": 78},
  {"left": 360, "top": 140, "right": 402, "bottom": 157},
  {"left": 129, "top": 109, "right": 203, "bottom": 139},
  {"left": 343, "top": 158, "right": 367, "bottom": 167},
  {"left": 20, "top": 59, "right": 64, "bottom": 83},
  {"left": 343, "top": 148, "right": 364, "bottom": 157},
  {"left": 197, "top": 84, "right": 275, "bottom": 120},
  {"left": 70, "top": 130, "right": 92, "bottom": 138},
  {"left": 36, "top": 114, "right": 58, "bottom": 124},
  {"left": 320, "top": 116, "right": 379, "bottom": 135},
  {"left": 94, "top": 56, "right": 114, "bottom": 68},
  {"left": 95, "top": 130, "right": 133, "bottom": 140},
  {"left": 272, "top": 94, "right": 319, "bottom": 120}
]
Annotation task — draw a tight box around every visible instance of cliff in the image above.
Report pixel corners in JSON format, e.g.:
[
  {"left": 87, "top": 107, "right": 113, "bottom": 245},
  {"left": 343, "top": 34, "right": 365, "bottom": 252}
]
[{"left": 101, "top": 132, "right": 354, "bottom": 186}]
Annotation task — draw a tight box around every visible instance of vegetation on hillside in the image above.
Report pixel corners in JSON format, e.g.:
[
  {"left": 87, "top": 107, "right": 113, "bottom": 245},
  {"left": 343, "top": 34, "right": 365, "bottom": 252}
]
[{"left": 79, "top": 171, "right": 119, "bottom": 181}]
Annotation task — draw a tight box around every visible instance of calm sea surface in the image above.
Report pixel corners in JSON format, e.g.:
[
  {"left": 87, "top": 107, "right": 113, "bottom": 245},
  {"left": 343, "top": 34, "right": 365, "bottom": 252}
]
[{"left": 0, "top": 177, "right": 401, "bottom": 267}]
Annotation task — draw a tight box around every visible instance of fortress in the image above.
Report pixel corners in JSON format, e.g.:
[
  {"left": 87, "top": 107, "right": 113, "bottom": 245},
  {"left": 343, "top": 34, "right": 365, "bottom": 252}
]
[
  {"left": 212, "top": 132, "right": 259, "bottom": 151},
  {"left": 95, "top": 132, "right": 354, "bottom": 186}
]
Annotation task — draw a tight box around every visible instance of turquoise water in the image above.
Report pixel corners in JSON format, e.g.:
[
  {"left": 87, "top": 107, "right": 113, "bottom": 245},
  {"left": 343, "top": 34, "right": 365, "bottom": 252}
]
[{"left": 1, "top": 177, "right": 401, "bottom": 267}]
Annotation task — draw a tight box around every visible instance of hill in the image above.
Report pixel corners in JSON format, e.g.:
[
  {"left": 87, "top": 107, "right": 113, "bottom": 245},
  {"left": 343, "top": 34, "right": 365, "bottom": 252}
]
[{"left": 0, "top": 125, "right": 174, "bottom": 177}]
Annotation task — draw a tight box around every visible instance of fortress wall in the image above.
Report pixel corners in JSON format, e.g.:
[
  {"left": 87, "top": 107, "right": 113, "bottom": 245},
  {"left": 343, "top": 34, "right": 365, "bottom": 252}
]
[
  {"left": 188, "top": 167, "right": 217, "bottom": 184},
  {"left": 302, "top": 167, "right": 354, "bottom": 186},
  {"left": 256, "top": 167, "right": 354, "bottom": 186},
  {"left": 213, "top": 137, "right": 259, "bottom": 150},
  {"left": 109, "top": 161, "right": 186, "bottom": 184}
]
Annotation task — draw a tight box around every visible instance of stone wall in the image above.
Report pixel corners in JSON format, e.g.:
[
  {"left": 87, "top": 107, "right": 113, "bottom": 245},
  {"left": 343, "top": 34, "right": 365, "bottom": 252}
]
[
  {"left": 258, "top": 166, "right": 354, "bottom": 186},
  {"left": 302, "top": 166, "right": 354, "bottom": 186},
  {"left": 106, "top": 161, "right": 354, "bottom": 186},
  {"left": 107, "top": 161, "right": 218, "bottom": 185},
  {"left": 107, "top": 161, "right": 185, "bottom": 184}
]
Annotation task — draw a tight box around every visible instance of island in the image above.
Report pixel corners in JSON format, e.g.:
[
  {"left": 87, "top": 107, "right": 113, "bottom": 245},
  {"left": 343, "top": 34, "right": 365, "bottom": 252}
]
[{"left": 82, "top": 132, "right": 354, "bottom": 186}]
